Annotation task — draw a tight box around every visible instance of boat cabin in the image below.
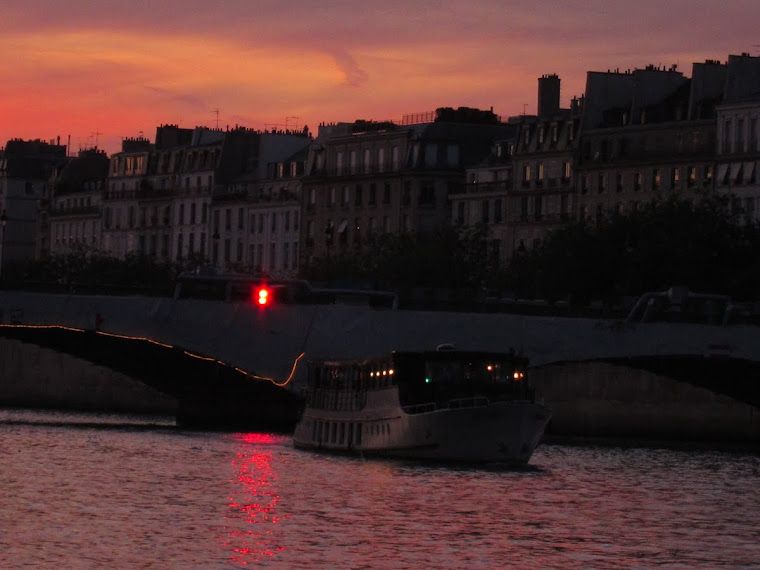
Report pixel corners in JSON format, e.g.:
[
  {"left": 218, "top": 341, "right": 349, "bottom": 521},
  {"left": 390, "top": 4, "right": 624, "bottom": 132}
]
[{"left": 305, "top": 349, "right": 533, "bottom": 413}]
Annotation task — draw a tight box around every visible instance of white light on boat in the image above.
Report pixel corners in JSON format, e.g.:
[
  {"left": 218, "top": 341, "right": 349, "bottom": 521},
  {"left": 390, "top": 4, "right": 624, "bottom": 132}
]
[
  {"left": 389, "top": 369, "right": 394, "bottom": 375},
  {"left": 487, "top": 365, "right": 494, "bottom": 371},
  {"left": 370, "top": 372, "right": 375, "bottom": 377},
  {"left": 382, "top": 370, "right": 387, "bottom": 376},
  {"left": 513, "top": 371, "right": 524, "bottom": 379}
]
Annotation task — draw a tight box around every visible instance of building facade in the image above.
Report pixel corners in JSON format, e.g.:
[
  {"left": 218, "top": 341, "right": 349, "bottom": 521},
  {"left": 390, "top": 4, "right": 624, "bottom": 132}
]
[
  {"left": 219, "top": 148, "right": 307, "bottom": 276},
  {"left": 715, "top": 54, "right": 760, "bottom": 223},
  {"left": 509, "top": 75, "right": 582, "bottom": 254},
  {"left": 0, "top": 139, "right": 68, "bottom": 276},
  {"left": 575, "top": 62, "right": 725, "bottom": 224},
  {"left": 48, "top": 148, "right": 109, "bottom": 256},
  {"left": 101, "top": 125, "right": 311, "bottom": 271},
  {"left": 300, "top": 109, "right": 514, "bottom": 267},
  {"left": 105, "top": 136, "right": 154, "bottom": 259},
  {"left": 449, "top": 138, "right": 514, "bottom": 265}
]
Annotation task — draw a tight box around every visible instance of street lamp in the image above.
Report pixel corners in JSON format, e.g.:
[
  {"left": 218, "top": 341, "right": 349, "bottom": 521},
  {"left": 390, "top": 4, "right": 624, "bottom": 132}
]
[{"left": 0, "top": 209, "right": 7, "bottom": 285}]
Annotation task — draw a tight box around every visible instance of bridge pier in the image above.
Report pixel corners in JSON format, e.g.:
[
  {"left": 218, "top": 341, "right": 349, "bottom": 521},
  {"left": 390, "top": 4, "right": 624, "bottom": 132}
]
[{"left": 532, "top": 361, "right": 760, "bottom": 443}]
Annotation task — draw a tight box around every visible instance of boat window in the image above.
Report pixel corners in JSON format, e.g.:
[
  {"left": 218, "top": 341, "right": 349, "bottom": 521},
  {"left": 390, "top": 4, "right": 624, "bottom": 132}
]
[
  {"left": 424, "top": 360, "right": 463, "bottom": 385},
  {"left": 339, "top": 422, "right": 345, "bottom": 444},
  {"left": 356, "top": 423, "right": 362, "bottom": 445},
  {"left": 424, "top": 357, "right": 522, "bottom": 385},
  {"left": 330, "top": 367, "right": 345, "bottom": 389},
  {"left": 331, "top": 422, "right": 337, "bottom": 444},
  {"left": 470, "top": 359, "right": 522, "bottom": 383},
  {"left": 311, "top": 420, "right": 317, "bottom": 440}
]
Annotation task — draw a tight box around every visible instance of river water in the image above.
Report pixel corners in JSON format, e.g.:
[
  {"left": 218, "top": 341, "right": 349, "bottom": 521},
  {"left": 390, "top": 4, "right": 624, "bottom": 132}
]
[{"left": 1, "top": 409, "right": 759, "bottom": 569}]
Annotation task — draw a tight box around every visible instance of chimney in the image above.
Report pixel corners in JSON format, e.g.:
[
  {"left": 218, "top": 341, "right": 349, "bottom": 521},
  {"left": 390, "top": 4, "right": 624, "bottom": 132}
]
[{"left": 538, "top": 74, "right": 561, "bottom": 118}]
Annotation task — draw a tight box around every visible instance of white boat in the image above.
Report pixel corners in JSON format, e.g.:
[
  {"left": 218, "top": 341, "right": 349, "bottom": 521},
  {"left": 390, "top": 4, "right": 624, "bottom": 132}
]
[{"left": 292, "top": 346, "right": 551, "bottom": 465}]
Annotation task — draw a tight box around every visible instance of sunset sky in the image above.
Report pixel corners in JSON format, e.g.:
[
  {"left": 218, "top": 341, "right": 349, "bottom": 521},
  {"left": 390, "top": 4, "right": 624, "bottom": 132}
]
[{"left": 3, "top": 0, "right": 760, "bottom": 155}]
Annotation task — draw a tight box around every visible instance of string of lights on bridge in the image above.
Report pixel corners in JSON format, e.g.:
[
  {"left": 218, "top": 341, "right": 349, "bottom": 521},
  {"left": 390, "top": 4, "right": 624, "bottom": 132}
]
[{"left": 0, "top": 323, "right": 304, "bottom": 387}]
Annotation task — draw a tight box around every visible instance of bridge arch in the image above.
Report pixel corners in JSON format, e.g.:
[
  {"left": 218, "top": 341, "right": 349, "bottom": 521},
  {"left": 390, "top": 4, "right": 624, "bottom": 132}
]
[{"left": 0, "top": 325, "right": 304, "bottom": 430}]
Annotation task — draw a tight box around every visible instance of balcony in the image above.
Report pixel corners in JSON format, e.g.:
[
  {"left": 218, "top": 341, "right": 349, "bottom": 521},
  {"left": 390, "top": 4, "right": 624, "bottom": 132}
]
[
  {"left": 512, "top": 212, "right": 568, "bottom": 226},
  {"left": 49, "top": 206, "right": 100, "bottom": 218},
  {"left": 460, "top": 180, "right": 511, "bottom": 195},
  {"left": 138, "top": 187, "right": 175, "bottom": 200},
  {"left": 306, "top": 162, "right": 408, "bottom": 179}
]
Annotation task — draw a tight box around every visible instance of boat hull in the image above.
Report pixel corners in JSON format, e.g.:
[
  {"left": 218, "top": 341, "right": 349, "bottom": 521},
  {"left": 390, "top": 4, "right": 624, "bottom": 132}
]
[{"left": 293, "top": 401, "right": 551, "bottom": 465}]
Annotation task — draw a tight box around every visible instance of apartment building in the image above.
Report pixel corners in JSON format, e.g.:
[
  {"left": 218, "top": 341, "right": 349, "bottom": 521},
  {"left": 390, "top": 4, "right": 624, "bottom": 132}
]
[
  {"left": 169, "top": 127, "right": 221, "bottom": 264},
  {"left": 451, "top": 75, "right": 581, "bottom": 260},
  {"left": 104, "top": 136, "right": 153, "bottom": 258},
  {"left": 575, "top": 62, "right": 723, "bottom": 223},
  {"left": 48, "top": 148, "right": 108, "bottom": 256},
  {"left": 510, "top": 75, "right": 582, "bottom": 254},
  {"left": 300, "top": 108, "right": 513, "bottom": 265},
  {"left": 219, "top": 147, "right": 307, "bottom": 276},
  {"left": 101, "top": 125, "right": 311, "bottom": 269},
  {"left": 449, "top": 138, "right": 514, "bottom": 265},
  {"left": 0, "top": 138, "right": 67, "bottom": 274},
  {"left": 208, "top": 130, "right": 311, "bottom": 274},
  {"left": 715, "top": 53, "right": 760, "bottom": 223}
]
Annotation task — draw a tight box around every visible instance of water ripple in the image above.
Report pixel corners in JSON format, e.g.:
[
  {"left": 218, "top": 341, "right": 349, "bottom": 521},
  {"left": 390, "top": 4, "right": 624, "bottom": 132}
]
[{"left": 1, "top": 411, "right": 759, "bottom": 568}]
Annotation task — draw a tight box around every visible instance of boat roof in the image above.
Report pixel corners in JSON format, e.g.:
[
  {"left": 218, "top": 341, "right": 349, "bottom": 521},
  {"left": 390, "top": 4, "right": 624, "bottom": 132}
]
[{"left": 310, "top": 348, "right": 528, "bottom": 368}]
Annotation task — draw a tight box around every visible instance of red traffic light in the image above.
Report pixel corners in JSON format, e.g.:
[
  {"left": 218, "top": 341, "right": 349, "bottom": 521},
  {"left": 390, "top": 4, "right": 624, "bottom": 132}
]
[{"left": 254, "top": 286, "right": 270, "bottom": 306}]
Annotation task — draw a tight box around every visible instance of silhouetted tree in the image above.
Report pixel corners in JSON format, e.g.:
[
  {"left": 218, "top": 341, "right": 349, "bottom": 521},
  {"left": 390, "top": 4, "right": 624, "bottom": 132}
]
[{"left": 505, "top": 195, "right": 760, "bottom": 304}]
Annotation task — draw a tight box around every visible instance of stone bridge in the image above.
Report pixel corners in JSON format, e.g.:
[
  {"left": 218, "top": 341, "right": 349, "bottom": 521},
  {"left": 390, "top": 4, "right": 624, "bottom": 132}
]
[{"left": 1, "top": 291, "right": 759, "bottom": 442}]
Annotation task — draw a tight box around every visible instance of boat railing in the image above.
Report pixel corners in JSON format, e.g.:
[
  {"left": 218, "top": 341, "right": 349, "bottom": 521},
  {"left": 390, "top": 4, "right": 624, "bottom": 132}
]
[
  {"left": 402, "top": 403, "right": 437, "bottom": 415},
  {"left": 402, "top": 396, "right": 490, "bottom": 415},
  {"left": 448, "top": 396, "right": 490, "bottom": 409}
]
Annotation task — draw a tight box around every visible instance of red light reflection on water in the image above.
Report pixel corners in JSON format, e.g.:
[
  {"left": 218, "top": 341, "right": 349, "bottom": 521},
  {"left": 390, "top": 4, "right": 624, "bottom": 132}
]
[
  {"left": 237, "top": 433, "right": 279, "bottom": 445},
  {"left": 217, "top": 433, "right": 289, "bottom": 565}
]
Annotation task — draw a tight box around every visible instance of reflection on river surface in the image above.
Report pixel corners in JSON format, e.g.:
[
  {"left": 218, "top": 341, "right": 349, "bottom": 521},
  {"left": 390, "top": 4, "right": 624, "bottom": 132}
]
[{"left": 1, "top": 409, "right": 759, "bottom": 568}]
